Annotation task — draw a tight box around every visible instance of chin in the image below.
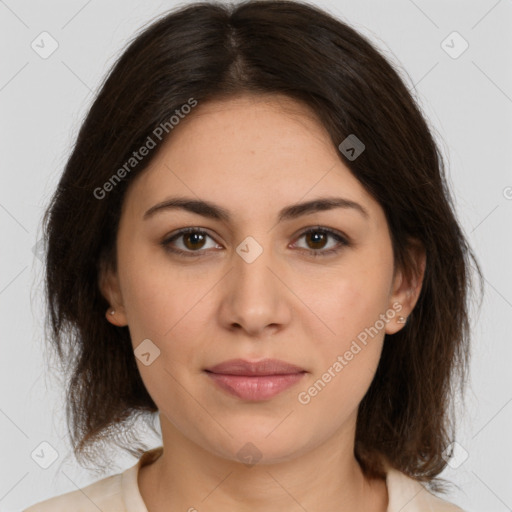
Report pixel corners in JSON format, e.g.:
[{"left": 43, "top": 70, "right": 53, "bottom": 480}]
[{"left": 204, "top": 425, "right": 314, "bottom": 466}]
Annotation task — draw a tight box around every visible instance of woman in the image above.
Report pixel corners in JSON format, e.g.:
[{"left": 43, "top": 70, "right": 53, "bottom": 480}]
[{"left": 24, "top": 1, "right": 480, "bottom": 510}]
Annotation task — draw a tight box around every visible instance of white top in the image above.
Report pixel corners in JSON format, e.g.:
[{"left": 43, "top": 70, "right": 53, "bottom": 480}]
[{"left": 23, "top": 446, "right": 465, "bottom": 511}]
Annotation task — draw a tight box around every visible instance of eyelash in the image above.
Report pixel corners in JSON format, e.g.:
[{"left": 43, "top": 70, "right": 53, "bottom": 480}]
[{"left": 160, "top": 226, "right": 350, "bottom": 258}]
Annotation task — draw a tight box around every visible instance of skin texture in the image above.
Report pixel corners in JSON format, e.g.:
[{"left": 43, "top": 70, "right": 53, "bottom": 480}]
[{"left": 100, "top": 94, "right": 425, "bottom": 512}]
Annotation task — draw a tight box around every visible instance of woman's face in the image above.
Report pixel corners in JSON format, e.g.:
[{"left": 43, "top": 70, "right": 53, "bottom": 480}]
[{"left": 102, "top": 94, "right": 420, "bottom": 464}]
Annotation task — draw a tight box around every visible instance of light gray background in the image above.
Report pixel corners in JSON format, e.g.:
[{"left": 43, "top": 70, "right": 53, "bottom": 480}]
[{"left": 1, "top": 1, "right": 511, "bottom": 511}]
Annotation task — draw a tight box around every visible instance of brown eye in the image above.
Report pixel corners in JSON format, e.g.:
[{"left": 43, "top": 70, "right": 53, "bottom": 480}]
[
  {"left": 182, "top": 231, "right": 207, "bottom": 250},
  {"left": 161, "top": 228, "right": 220, "bottom": 257},
  {"left": 304, "top": 231, "right": 329, "bottom": 250},
  {"left": 294, "top": 227, "right": 349, "bottom": 257}
]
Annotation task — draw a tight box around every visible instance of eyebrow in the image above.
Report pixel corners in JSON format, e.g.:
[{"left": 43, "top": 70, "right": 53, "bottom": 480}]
[{"left": 143, "top": 196, "right": 369, "bottom": 222}]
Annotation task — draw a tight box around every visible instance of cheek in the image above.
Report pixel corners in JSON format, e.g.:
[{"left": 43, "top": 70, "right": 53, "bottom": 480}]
[
  {"left": 118, "top": 258, "right": 204, "bottom": 413},
  {"left": 311, "top": 254, "right": 394, "bottom": 345},
  {"left": 118, "top": 246, "right": 203, "bottom": 341},
  {"left": 297, "top": 253, "right": 393, "bottom": 406},
  {"left": 117, "top": 249, "right": 213, "bottom": 388},
  {"left": 316, "top": 279, "right": 388, "bottom": 378},
  {"left": 294, "top": 300, "right": 388, "bottom": 428}
]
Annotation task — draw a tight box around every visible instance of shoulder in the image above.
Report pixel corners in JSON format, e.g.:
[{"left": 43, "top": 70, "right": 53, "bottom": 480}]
[
  {"left": 22, "top": 447, "right": 163, "bottom": 512},
  {"left": 22, "top": 471, "right": 124, "bottom": 512},
  {"left": 385, "top": 467, "right": 465, "bottom": 512}
]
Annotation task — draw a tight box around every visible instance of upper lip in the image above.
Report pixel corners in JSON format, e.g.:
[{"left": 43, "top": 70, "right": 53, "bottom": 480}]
[{"left": 205, "top": 358, "right": 306, "bottom": 376}]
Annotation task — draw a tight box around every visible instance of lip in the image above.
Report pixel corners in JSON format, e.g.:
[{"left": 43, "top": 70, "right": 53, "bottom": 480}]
[
  {"left": 206, "top": 358, "right": 306, "bottom": 376},
  {"left": 204, "top": 358, "right": 307, "bottom": 401}
]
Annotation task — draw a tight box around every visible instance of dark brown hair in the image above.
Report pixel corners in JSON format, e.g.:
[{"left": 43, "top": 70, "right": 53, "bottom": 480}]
[{"left": 42, "top": 0, "right": 482, "bottom": 493}]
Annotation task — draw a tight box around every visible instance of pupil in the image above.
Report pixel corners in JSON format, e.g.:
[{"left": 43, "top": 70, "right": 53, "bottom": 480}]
[
  {"left": 308, "top": 232, "right": 325, "bottom": 249},
  {"left": 186, "top": 233, "right": 204, "bottom": 249}
]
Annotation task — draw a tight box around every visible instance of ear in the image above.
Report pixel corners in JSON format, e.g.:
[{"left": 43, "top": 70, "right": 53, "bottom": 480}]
[
  {"left": 385, "top": 239, "right": 426, "bottom": 335},
  {"left": 98, "top": 258, "right": 128, "bottom": 327}
]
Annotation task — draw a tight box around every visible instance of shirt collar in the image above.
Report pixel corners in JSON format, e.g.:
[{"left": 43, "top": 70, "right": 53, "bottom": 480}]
[{"left": 121, "top": 446, "right": 457, "bottom": 512}]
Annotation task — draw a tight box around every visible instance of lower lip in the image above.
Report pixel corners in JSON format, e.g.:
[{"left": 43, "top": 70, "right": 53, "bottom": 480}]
[{"left": 205, "top": 371, "right": 306, "bottom": 401}]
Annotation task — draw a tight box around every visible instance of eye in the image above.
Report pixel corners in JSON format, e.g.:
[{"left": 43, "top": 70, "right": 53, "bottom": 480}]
[
  {"left": 161, "top": 226, "right": 350, "bottom": 258},
  {"left": 292, "top": 227, "right": 349, "bottom": 257},
  {"left": 161, "top": 228, "right": 221, "bottom": 257}
]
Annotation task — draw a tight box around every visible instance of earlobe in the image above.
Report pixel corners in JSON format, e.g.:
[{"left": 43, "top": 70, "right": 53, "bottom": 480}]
[
  {"left": 385, "top": 241, "right": 426, "bottom": 335},
  {"left": 105, "top": 306, "right": 127, "bottom": 327},
  {"left": 98, "top": 262, "right": 128, "bottom": 327},
  {"left": 385, "top": 278, "right": 415, "bottom": 335}
]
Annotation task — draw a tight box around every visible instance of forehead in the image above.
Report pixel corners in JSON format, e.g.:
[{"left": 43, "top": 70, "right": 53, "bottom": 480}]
[
  {"left": 122, "top": 94, "right": 378, "bottom": 223},
  {"left": 172, "top": 93, "right": 335, "bottom": 153}
]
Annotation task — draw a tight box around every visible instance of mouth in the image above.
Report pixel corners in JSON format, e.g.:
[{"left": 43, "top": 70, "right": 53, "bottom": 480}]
[{"left": 204, "top": 358, "right": 307, "bottom": 401}]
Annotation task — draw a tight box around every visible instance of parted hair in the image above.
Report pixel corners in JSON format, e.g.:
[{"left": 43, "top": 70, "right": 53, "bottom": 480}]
[{"left": 42, "top": 0, "right": 481, "bottom": 492}]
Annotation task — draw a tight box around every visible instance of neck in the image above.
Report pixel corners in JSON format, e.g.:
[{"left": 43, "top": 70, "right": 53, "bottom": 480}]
[{"left": 138, "top": 415, "right": 388, "bottom": 512}]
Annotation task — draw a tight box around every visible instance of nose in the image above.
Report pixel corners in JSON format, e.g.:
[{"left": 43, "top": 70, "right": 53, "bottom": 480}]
[{"left": 218, "top": 239, "right": 292, "bottom": 337}]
